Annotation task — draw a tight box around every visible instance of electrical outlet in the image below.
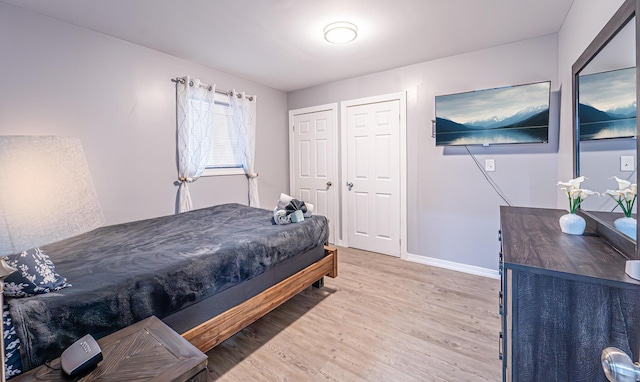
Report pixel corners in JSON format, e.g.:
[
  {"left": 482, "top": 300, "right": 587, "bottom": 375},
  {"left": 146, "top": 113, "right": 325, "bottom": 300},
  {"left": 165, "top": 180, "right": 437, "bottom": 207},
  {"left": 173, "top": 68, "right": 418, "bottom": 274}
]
[
  {"left": 485, "top": 159, "right": 495, "bottom": 172},
  {"left": 621, "top": 156, "right": 635, "bottom": 172}
]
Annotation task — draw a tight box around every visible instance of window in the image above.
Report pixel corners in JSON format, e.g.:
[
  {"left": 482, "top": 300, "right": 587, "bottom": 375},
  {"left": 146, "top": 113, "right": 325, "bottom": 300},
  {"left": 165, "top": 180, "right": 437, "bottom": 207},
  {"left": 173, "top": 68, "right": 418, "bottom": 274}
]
[{"left": 197, "top": 93, "right": 244, "bottom": 176}]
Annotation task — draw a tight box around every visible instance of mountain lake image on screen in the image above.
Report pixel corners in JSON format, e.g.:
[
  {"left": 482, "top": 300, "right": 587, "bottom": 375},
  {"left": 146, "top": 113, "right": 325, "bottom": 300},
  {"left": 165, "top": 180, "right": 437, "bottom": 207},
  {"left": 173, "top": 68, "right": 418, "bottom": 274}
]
[
  {"left": 435, "top": 81, "right": 551, "bottom": 146},
  {"left": 578, "top": 67, "right": 636, "bottom": 141}
]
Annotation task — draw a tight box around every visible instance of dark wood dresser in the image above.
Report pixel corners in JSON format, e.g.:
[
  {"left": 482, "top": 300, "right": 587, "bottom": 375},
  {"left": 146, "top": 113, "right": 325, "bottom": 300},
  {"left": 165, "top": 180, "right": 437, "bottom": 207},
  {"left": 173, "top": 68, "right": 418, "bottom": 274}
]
[
  {"left": 11, "top": 316, "right": 207, "bottom": 382},
  {"left": 500, "top": 206, "right": 640, "bottom": 381}
]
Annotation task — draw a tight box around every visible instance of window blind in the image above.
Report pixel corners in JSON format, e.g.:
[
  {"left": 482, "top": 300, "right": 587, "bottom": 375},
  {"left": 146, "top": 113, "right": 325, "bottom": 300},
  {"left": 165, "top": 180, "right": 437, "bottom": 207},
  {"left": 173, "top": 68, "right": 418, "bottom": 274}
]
[{"left": 189, "top": 94, "right": 242, "bottom": 169}]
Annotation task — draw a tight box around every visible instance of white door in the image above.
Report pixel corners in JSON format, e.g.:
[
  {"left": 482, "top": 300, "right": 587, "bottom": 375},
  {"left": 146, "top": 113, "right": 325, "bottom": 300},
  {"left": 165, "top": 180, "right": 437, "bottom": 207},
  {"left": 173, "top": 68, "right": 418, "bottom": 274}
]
[
  {"left": 290, "top": 105, "right": 338, "bottom": 243},
  {"left": 345, "top": 100, "right": 401, "bottom": 257}
]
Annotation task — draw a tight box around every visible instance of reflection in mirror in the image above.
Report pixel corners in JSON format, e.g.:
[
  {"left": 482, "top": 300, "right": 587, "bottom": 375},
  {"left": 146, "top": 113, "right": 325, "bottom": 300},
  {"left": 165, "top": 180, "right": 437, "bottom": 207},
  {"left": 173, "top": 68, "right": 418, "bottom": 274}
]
[{"left": 577, "top": 17, "right": 637, "bottom": 227}]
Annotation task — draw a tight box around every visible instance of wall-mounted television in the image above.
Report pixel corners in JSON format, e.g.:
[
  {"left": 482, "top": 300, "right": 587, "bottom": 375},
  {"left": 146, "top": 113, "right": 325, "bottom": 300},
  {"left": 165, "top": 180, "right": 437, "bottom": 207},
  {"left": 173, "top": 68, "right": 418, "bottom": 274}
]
[
  {"left": 434, "top": 81, "right": 551, "bottom": 146},
  {"left": 578, "top": 67, "right": 636, "bottom": 141}
]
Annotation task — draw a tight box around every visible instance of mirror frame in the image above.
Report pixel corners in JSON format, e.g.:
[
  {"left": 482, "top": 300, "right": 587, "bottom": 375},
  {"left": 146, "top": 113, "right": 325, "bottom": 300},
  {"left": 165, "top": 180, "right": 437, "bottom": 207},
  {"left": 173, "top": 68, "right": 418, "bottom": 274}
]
[{"left": 572, "top": 0, "right": 639, "bottom": 259}]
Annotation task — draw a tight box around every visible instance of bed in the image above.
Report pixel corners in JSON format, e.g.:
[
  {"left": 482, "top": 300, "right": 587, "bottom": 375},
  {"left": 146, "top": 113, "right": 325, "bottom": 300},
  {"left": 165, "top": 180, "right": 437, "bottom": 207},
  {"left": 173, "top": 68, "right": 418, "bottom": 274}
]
[{"left": 5, "top": 202, "right": 336, "bottom": 374}]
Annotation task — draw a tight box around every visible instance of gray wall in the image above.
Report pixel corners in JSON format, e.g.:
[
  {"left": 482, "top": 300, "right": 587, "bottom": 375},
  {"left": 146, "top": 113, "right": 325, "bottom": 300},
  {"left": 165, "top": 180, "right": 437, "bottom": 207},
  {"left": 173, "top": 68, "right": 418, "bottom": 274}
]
[
  {"left": 288, "top": 35, "right": 558, "bottom": 270},
  {"left": 579, "top": 139, "right": 636, "bottom": 212},
  {"left": 0, "top": 3, "right": 289, "bottom": 225}
]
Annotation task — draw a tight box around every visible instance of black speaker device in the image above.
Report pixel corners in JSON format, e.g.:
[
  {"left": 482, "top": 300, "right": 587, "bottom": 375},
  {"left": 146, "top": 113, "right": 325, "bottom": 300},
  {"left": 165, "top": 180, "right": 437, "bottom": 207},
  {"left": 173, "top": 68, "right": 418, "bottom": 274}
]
[{"left": 60, "top": 334, "right": 103, "bottom": 376}]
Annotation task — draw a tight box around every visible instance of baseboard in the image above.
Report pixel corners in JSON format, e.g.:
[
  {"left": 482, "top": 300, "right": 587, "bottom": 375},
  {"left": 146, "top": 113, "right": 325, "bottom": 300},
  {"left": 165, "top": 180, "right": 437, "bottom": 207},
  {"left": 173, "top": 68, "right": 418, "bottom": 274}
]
[{"left": 406, "top": 253, "right": 500, "bottom": 279}]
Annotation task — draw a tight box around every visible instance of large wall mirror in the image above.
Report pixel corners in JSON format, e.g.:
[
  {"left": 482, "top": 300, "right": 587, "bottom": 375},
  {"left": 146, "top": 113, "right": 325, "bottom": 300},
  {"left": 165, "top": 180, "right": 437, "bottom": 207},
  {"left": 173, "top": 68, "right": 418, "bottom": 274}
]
[{"left": 573, "top": 0, "right": 638, "bottom": 259}]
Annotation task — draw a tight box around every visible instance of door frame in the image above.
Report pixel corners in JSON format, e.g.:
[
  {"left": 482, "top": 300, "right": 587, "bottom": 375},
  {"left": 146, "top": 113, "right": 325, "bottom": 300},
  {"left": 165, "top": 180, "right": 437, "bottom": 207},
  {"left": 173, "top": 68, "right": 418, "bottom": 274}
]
[
  {"left": 340, "top": 92, "right": 407, "bottom": 259},
  {"left": 288, "top": 103, "right": 339, "bottom": 244}
]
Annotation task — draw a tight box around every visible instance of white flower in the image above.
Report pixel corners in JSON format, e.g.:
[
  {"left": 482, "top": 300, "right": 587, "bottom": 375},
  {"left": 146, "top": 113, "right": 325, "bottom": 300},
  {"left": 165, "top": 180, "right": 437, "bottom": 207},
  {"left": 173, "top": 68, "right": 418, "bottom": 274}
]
[
  {"left": 622, "top": 188, "right": 636, "bottom": 201},
  {"left": 578, "top": 189, "right": 598, "bottom": 200},
  {"left": 604, "top": 177, "right": 637, "bottom": 218},
  {"left": 567, "top": 188, "right": 581, "bottom": 198},
  {"left": 604, "top": 189, "right": 624, "bottom": 198},
  {"left": 611, "top": 176, "right": 632, "bottom": 190},
  {"left": 557, "top": 176, "right": 587, "bottom": 189},
  {"left": 558, "top": 177, "right": 594, "bottom": 213}
]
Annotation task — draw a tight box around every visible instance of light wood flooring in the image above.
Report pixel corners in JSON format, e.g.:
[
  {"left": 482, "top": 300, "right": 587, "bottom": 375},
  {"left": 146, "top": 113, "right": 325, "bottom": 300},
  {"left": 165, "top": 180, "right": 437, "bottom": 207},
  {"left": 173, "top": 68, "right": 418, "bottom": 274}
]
[{"left": 205, "top": 247, "right": 502, "bottom": 381}]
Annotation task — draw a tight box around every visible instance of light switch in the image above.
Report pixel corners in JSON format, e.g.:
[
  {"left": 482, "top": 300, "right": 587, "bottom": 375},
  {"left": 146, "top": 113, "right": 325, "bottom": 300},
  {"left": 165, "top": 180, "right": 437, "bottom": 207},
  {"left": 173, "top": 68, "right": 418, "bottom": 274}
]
[
  {"left": 485, "top": 159, "right": 495, "bottom": 172},
  {"left": 621, "top": 156, "right": 635, "bottom": 172}
]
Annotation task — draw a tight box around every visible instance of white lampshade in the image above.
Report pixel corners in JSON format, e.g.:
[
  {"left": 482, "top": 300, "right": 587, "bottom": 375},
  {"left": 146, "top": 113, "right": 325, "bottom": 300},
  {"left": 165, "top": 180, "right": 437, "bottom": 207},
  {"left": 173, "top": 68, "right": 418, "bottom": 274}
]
[
  {"left": 324, "top": 22, "right": 358, "bottom": 44},
  {"left": 0, "top": 136, "right": 104, "bottom": 256}
]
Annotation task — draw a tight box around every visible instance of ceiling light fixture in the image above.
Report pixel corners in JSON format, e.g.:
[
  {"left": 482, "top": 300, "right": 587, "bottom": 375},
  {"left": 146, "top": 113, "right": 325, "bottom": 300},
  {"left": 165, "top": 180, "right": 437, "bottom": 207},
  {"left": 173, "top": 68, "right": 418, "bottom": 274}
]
[{"left": 324, "top": 22, "right": 358, "bottom": 44}]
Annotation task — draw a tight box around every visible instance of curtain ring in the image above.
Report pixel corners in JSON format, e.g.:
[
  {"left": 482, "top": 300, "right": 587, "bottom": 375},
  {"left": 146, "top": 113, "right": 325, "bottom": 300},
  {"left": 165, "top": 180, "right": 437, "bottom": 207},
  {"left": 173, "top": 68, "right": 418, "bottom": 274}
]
[
  {"left": 189, "top": 80, "right": 194, "bottom": 87},
  {"left": 208, "top": 86, "right": 213, "bottom": 91}
]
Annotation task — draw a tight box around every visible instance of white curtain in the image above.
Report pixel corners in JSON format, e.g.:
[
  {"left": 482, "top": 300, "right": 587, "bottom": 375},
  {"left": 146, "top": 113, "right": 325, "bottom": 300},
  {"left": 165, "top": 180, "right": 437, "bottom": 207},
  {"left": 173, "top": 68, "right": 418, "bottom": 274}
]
[
  {"left": 230, "top": 90, "right": 260, "bottom": 208},
  {"left": 176, "top": 76, "right": 214, "bottom": 213}
]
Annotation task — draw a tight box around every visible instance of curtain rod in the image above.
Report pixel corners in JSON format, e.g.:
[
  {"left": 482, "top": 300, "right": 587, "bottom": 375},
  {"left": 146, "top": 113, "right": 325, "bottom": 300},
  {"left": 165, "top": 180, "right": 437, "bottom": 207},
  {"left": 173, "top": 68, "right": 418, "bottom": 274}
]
[{"left": 171, "top": 77, "right": 254, "bottom": 101}]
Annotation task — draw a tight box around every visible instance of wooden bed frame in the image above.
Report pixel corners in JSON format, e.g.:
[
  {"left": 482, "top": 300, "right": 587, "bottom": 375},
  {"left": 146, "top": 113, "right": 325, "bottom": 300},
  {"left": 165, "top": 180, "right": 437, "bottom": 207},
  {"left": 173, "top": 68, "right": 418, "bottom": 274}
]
[{"left": 182, "top": 245, "right": 338, "bottom": 352}]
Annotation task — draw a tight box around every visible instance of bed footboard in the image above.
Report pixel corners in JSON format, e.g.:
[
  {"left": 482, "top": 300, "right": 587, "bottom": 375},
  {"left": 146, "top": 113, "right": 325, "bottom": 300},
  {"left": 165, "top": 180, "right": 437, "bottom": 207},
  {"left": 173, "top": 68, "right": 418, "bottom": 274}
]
[{"left": 181, "top": 245, "right": 338, "bottom": 353}]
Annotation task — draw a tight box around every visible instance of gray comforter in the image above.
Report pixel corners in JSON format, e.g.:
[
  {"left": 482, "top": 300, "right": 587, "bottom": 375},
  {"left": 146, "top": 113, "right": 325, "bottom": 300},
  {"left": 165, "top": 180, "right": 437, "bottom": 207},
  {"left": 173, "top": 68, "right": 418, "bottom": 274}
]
[{"left": 7, "top": 203, "right": 328, "bottom": 370}]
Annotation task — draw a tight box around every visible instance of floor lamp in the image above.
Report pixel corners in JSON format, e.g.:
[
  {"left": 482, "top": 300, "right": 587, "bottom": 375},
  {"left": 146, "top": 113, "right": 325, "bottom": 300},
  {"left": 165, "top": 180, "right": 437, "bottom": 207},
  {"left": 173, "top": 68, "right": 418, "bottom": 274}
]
[{"left": 0, "top": 136, "right": 104, "bottom": 380}]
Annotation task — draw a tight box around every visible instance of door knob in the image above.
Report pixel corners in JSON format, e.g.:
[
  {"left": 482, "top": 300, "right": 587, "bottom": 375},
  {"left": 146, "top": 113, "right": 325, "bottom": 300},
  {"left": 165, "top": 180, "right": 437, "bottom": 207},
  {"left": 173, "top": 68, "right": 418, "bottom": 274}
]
[
  {"left": 346, "top": 181, "right": 353, "bottom": 191},
  {"left": 601, "top": 347, "right": 639, "bottom": 382},
  {"left": 327, "top": 181, "right": 333, "bottom": 187}
]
